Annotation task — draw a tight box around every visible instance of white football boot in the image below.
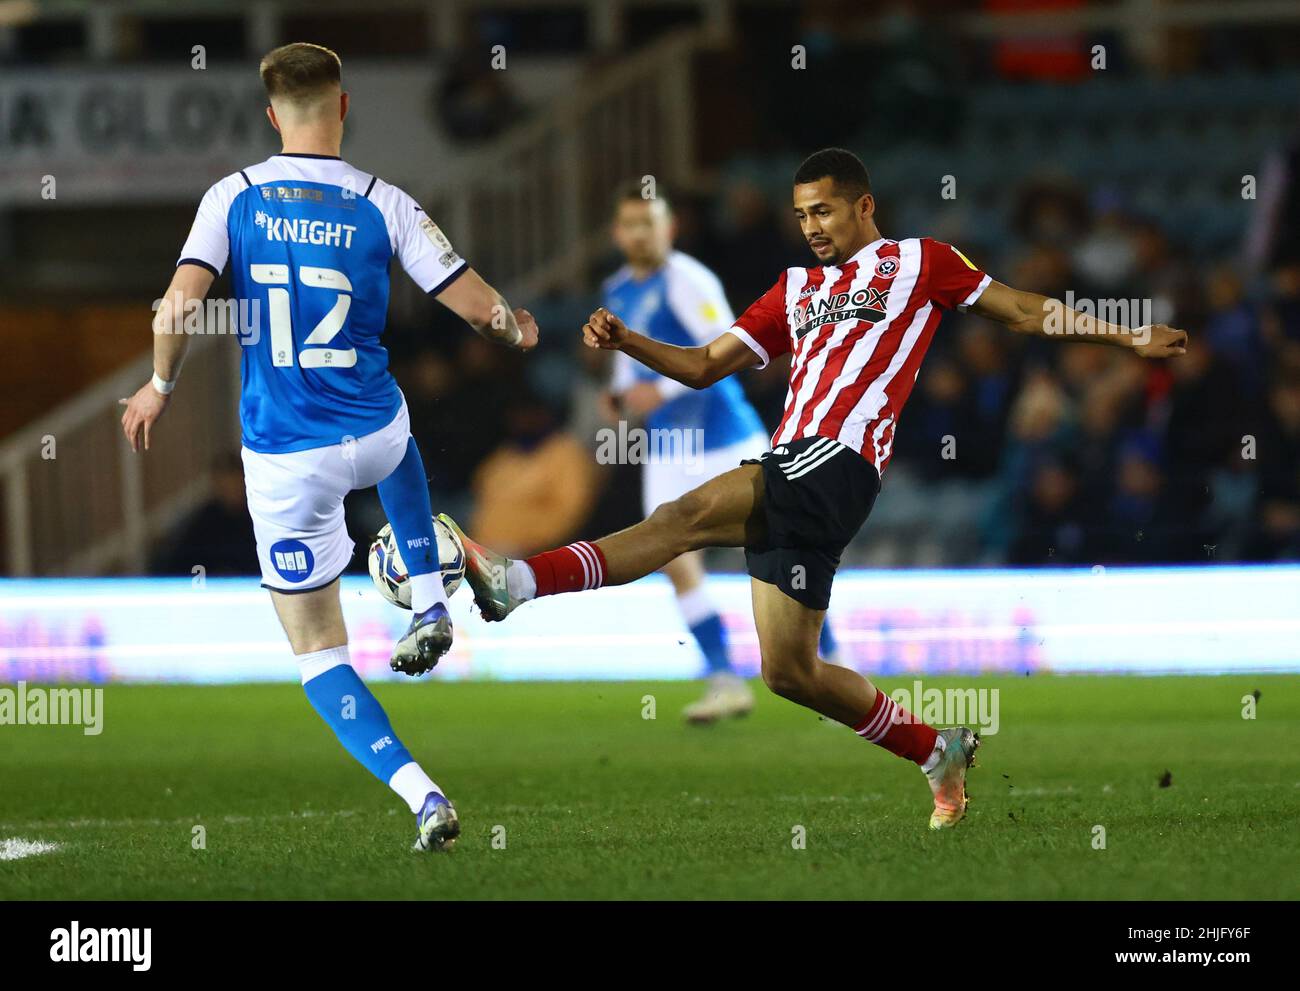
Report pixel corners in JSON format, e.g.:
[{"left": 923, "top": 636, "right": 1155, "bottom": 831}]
[{"left": 683, "top": 673, "right": 755, "bottom": 724}]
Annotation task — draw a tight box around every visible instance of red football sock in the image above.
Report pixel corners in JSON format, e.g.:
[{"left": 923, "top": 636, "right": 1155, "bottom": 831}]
[
  {"left": 525, "top": 541, "right": 607, "bottom": 597},
  {"left": 853, "top": 690, "right": 938, "bottom": 764}
]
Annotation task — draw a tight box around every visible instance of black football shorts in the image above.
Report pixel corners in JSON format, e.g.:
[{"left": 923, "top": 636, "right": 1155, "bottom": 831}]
[{"left": 742, "top": 435, "right": 881, "bottom": 611}]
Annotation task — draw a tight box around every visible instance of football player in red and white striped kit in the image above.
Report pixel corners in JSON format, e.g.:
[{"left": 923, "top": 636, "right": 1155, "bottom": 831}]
[{"left": 440, "top": 148, "right": 1187, "bottom": 829}]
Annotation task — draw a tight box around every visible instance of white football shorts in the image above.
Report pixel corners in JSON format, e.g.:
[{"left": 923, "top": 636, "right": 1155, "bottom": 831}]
[
  {"left": 241, "top": 401, "right": 412, "bottom": 593},
  {"left": 642, "top": 432, "right": 770, "bottom": 517}
]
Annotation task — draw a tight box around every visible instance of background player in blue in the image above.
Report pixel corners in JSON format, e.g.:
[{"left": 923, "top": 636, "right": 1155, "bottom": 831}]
[
  {"left": 601, "top": 184, "right": 841, "bottom": 722},
  {"left": 119, "top": 43, "right": 538, "bottom": 851}
]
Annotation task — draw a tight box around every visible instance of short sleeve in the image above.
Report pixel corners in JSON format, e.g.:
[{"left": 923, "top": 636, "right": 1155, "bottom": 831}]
[
  {"left": 730, "top": 273, "right": 792, "bottom": 368},
  {"left": 664, "top": 261, "right": 736, "bottom": 345},
  {"left": 609, "top": 351, "right": 639, "bottom": 394},
  {"left": 926, "top": 238, "right": 991, "bottom": 311},
  {"left": 177, "top": 174, "right": 243, "bottom": 276},
  {"left": 375, "top": 181, "right": 468, "bottom": 295}
]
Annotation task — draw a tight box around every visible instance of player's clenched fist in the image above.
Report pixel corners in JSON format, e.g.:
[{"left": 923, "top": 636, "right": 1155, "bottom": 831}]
[
  {"left": 582, "top": 307, "right": 629, "bottom": 350},
  {"left": 1133, "top": 324, "right": 1188, "bottom": 359}
]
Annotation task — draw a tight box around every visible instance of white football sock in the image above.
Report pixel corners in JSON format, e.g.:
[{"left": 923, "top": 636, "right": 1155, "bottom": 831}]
[
  {"left": 507, "top": 559, "right": 537, "bottom": 601},
  {"left": 389, "top": 761, "right": 443, "bottom": 814},
  {"left": 675, "top": 585, "right": 718, "bottom": 626},
  {"left": 409, "top": 571, "right": 449, "bottom": 614},
  {"left": 920, "top": 734, "right": 947, "bottom": 774},
  {"left": 297, "top": 645, "right": 350, "bottom": 684}
]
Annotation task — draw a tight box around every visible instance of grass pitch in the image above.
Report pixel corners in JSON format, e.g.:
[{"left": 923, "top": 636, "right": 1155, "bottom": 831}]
[{"left": 0, "top": 675, "right": 1295, "bottom": 900}]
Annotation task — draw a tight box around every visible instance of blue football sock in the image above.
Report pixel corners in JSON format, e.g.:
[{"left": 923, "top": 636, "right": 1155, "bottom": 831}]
[
  {"left": 298, "top": 646, "right": 438, "bottom": 811},
  {"left": 678, "top": 587, "right": 733, "bottom": 676},
  {"left": 377, "top": 437, "right": 445, "bottom": 613},
  {"left": 689, "top": 614, "right": 733, "bottom": 675},
  {"left": 819, "top": 619, "right": 839, "bottom": 659}
]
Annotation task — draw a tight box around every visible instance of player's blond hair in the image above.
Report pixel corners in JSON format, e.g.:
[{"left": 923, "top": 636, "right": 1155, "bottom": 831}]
[{"left": 259, "top": 43, "right": 342, "bottom": 108}]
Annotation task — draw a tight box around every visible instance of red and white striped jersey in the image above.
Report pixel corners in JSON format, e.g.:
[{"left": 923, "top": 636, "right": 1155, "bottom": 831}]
[{"left": 729, "top": 236, "right": 990, "bottom": 474}]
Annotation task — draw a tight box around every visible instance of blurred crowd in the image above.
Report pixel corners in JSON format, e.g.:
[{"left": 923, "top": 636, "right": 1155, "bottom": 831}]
[
  {"left": 160, "top": 161, "right": 1300, "bottom": 577},
  {"left": 869, "top": 197, "right": 1300, "bottom": 567},
  {"left": 149, "top": 3, "right": 1300, "bottom": 575},
  {"left": 477, "top": 135, "right": 1295, "bottom": 568}
]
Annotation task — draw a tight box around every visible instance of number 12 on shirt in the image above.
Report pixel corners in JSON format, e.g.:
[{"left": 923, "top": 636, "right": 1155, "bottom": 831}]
[{"left": 250, "top": 263, "right": 357, "bottom": 369}]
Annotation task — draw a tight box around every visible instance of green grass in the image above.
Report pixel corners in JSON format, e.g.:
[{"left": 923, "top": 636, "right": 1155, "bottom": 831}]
[{"left": 0, "top": 676, "right": 1296, "bottom": 900}]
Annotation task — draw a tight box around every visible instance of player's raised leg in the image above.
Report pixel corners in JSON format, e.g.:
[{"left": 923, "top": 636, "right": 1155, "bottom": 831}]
[
  {"left": 666, "top": 552, "right": 754, "bottom": 723},
  {"left": 440, "top": 461, "right": 766, "bottom": 621},
  {"left": 748, "top": 578, "right": 978, "bottom": 829},
  {"left": 376, "top": 434, "right": 453, "bottom": 675},
  {"left": 269, "top": 581, "right": 460, "bottom": 851}
]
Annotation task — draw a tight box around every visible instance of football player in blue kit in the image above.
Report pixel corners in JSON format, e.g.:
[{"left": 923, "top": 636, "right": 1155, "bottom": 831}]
[
  {"left": 601, "top": 184, "right": 843, "bottom": 723},
  {"left": 119, "top": 43, "right": 537, "bottom": 851}
]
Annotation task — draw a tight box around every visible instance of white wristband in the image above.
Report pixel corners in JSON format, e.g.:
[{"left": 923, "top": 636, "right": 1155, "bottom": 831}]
[{"left": 151, "top": 372, "right": 175, "bottom": 395}]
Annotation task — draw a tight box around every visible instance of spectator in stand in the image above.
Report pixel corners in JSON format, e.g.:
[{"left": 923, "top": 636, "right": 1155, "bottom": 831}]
[
  {"left": 891, "top": 351, "right": 969, "bottom": 482},
  {"left": 1204, "top": 265, "right": 1265, "bottom": 393},
  {"left": 152, "top": 452, "right": 258, "bottom": 576},
  {"left": 954, "top": 321, "right": 1017, "bottom": 479},
  {"left": 1073, "top": 196, "right": 1141, "bottom": 296},
  {"left": 1260, "top": 263, "right": 1300, "bottom": 368},
  {"left": 1071, "top": 362, "right": 1141, "bottom": 508},
  {"left": 468, "top": 392, "right": 598, "bottom": 558},
  {"left": 1012, "top": 180, "right": 1091, "bottom": 254},
  {"left": 1098, "top": 431, "right": 1185, "bottom": 563},
  {"left": 1007, "top": 453, "right": 1093, "bottom": 565},
  {"left": 985, "top": 368, "right": 1073, "bottom": 554},
  {"left": 713, "top": 178, "right": 800, "bottom": 308},
  {"left": 435, "top": 49, "right": 528, "bottom": 143},
  {"left": 1130, "top": 217, "right": 1200, "bottom": 330},
  {"left": 1244, "top": 372, "right": 1300, "bottom": 560},
  {"left": 1160, "top": 337, "right": 1243, "bottom": 539},
  {"left": 400, "top": 335, "right": 518, "bottom": 510}
]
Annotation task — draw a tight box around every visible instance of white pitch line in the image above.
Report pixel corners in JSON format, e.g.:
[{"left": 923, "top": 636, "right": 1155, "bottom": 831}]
[
  {"left": 0, "top": 807, "right": 398, "bottom": 833},
  {"left": 0, "top": 837, "right": 62, "bottom": 861}
]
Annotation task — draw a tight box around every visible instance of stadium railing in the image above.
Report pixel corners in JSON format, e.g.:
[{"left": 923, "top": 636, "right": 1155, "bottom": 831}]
[
  {"left": 393, "top": 27, "right": 713, "bottom": 313},
  {"left": 0, "top": 334, "right": 240, "bottom": 577}
]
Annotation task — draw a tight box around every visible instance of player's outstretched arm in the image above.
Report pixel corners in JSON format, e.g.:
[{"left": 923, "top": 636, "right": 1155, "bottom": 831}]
[
  {"left": 435, "top": 267, "right": 538, "bottom": 350},
  {"left": 581, "top": 307, "right": 759, "bottom": 389},
  {"left": 971, "top": 280, "right": 1187, "bottom": 357},
  {"left": 119, "top": 263, "right": 215, "bottom": 452}
]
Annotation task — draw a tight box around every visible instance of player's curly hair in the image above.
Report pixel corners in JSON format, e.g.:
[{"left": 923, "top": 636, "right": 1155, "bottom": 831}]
[
  {"left": 259, "top": 43, "right": 342, "bottom": 104},
  {"left": 794, "top": 148, "right": 872, "bottom": 203}
]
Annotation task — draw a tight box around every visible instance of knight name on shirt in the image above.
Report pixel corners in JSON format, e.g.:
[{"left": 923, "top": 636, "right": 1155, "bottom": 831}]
[{"left": 256, "top": 214, "right": 358, "bottom": 248}]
